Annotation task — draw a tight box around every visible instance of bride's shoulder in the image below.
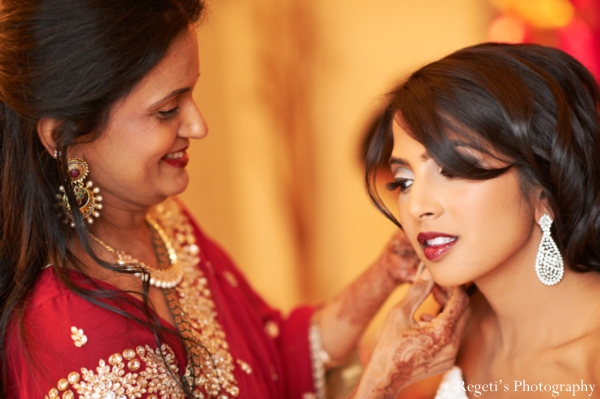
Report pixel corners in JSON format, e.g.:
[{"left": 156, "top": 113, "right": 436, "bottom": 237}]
[
  {"left": 543, "top": 297, "right": 600, "bottom": 381},
  {"left": 565, "top": 318, "right": 600, "bottom": 368}
]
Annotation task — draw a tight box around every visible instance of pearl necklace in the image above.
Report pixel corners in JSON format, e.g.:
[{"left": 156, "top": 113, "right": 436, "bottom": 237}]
[{"left": 90, "top": 215, "right": 184, "bottom": 288}]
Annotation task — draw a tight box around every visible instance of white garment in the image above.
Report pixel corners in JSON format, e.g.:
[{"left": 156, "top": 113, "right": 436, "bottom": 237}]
[{"left": 434, "top": 366, "right": 469, "bottom": 399}]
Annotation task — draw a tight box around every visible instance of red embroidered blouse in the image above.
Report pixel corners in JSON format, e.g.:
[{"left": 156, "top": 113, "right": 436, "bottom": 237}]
[{"left": 5, "top": 199, "right": 316, "bottom": 398}]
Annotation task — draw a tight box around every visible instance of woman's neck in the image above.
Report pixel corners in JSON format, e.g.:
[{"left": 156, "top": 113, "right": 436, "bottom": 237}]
[
  {"left": 474, "top": 259, "right": 600, "bottom": 356},
  {"left": 90, "top": 204, "right": 149, "bottom": 239},
  {"left": 74, "top": 199, "right": 159, "bottom": 274}
]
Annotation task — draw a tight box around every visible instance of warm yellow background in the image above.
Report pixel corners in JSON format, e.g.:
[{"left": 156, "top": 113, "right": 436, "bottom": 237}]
[{"left": 181, "top": 0, "right": 490, "bottom": 314}]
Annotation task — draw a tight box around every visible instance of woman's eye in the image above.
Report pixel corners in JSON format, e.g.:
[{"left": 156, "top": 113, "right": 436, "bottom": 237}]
[
  {"left": 157, "top": 106, "right": 179, "bottom": 119},
  {"left": 386, "top": 178, "right": 414, "bottom": 192}
]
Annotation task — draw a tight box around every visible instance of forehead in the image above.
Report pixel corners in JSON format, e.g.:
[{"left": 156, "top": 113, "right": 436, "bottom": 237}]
[
  {"left": 149, "top": 27, "right": 198, "bottom": 81},
  {"left": 120, "top": 27, "right": 199, "bottom": 106},
  {"left": 390, "top": 119, "right": 426, "bottom": 164}
]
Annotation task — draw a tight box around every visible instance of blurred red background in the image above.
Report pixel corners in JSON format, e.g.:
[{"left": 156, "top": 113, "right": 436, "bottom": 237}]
[{"left": 488, "top": 0, "right": 600, "bottom": 81}]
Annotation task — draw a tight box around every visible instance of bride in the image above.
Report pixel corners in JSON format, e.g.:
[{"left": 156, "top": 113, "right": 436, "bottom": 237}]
[{"left": 365, "top": 42, "right": 600, "bottom": 398}]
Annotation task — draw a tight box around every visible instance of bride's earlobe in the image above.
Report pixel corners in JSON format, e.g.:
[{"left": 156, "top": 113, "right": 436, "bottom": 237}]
[{"left": 532, "top": 187, "right": 554, "bottom": 223}]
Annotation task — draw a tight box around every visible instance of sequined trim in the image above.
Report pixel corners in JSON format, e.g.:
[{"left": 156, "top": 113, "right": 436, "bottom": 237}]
[
  {"left": 308, "top": 324, "right": 327, "bottom": 399},
  {"left": 151, "top": 199, "right": 243, "bottom": 398},
  {"left": 70, "top": 326, "right": 88, "bottom": 347},
  {"left": 45, "top": 344, "right": 183, "bottom": 399}
]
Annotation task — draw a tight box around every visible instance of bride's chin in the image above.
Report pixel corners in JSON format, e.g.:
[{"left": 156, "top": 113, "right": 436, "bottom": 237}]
[{"left": 427, "top": 268, "right": 473, "bottom": 288}]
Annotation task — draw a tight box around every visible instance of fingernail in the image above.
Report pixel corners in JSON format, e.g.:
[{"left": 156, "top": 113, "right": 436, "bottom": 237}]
[{"left": 419, "top": 268, "right": 432, "bottom": 281}]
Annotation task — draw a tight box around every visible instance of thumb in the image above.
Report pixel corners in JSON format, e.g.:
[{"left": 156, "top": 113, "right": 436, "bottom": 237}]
[{"left": 397, "top": 268, "right": 435, "bottom": 320}]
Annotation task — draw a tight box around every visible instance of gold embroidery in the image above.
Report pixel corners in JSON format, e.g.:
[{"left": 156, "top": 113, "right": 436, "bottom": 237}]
[
  {"left": 67, "top": 372, "right": 79, "bottom": 384},
  {"left": 122, "top": 348, "right": 136, "bottom": 360},
  {"left": 49, "top": 199, "right": 245, "bottom": 399},
  {"left": 153, "top": 199, "right": 243, "bottom": 398},
  {"left": 223, "top": 270, "right": 238, "bottom": 287},
  {"left": 45, "top": 344, "right": 184, "bottom": 399},
  {"left": 128, "top": 359, "right": 141, "bottom": 371},
  {"left": 236, "top": 360, "right": 253, "bottom": 375},
  {"left": 57, "top": 378, "right": 68, "bottom": 390},
  {"left": 108, "top": 352, "right": 122, "bottom": 365},
  {"left": 70, "top": 326, "right": 87, "bottom": 347},
  {"left": 264, "top": 320, "right": 279, "bottom": 339}
]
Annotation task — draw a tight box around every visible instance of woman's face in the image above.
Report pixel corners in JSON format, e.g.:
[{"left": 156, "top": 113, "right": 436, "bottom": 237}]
[
  {"left": 390, "top": 119, "right": 545, "bottom": 287},
  {"left": 73, "top": 27, "right": 207, "bottom": 210}
]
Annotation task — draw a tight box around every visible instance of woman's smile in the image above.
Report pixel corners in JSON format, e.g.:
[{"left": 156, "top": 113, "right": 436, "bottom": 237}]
[
  {"left": 162, "top": 148, "right": 189, "bottom": 168},
  {"left": 417, "top": 232, "right": 458, "bottom": 261}
]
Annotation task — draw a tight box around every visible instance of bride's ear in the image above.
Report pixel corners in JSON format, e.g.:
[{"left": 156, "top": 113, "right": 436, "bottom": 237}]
[
  {"left": 532, "top": 186, "right": 554, "bottom": 223},
  {"left": 36, "top": 117, "right": 61, "bottom": 157}
]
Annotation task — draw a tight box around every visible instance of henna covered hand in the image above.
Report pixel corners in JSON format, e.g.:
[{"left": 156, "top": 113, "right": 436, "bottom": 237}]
[
  {"left": 377, "top": 230, "right": 421, "bottom": 284},
  {"left": 351, "top": 270, "right": 470, "bottom": 399}
]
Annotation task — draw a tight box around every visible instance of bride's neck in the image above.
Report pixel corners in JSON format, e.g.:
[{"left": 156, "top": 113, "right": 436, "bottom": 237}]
[{"left": 474, "top": 263, "right": 600, "bottom": 354}]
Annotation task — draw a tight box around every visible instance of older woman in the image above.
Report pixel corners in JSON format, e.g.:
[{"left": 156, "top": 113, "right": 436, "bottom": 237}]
[
  {"left": 0, "top": 1, "right": 469, "bottom": 398},
  {"left": 365, "top": 43, "right": 600, "bottom": 398}
]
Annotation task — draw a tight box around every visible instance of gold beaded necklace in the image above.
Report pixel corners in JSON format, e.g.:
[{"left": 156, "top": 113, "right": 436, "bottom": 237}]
[{"left": 90, "top": 215, "right": 184, "bottom": 288}]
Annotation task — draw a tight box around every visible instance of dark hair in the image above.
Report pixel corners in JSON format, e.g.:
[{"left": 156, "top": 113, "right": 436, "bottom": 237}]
[
  {"left": 0, "top": 0, "right": 204, "bottom": 395},
  {"left": 365, "top": 43, "right": 600, "bottom": 273}
]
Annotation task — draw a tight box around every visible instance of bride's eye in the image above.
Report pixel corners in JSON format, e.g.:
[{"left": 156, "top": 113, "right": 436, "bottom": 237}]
[
  {"left": 387, "top": 167, "right": 414, "bottom": 192},
  {"left": 386, "top": 178, "right": 414, "bottom": 192}
]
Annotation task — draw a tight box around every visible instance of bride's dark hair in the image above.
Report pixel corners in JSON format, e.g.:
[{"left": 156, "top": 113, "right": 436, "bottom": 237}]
[
  {"left": 0, "top": 0, "right": 204, "bottom": 395},
  {"left": 365, "top": 43, "right": 600, "bottom": 273}
]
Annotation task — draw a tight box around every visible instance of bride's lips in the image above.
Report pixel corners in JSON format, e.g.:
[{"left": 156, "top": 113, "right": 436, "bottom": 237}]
[
  {"left": 417, "top": 232, "right": 458, "bottom": 261},
  {"left": 161, "top": 147, "right": 189, "bottom": 168}
]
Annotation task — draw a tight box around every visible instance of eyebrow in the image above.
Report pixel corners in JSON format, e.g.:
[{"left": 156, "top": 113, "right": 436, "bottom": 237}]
[
  {"left": 389, "top": 152, "right": 430, "bottom": 166},
  {"left": 150, "top": 73, "right": 200, "bottom": 108},
  {"left": 150, "top": 87, "right": 191, "bottom": 108}
]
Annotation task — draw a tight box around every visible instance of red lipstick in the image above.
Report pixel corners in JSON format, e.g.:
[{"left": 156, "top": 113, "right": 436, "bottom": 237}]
[
  {"left": 161, "top": 150, "right": 189, "bottom": 168},
  {"left": 417, "top": 232, "right": 458, "bottom": 261}
]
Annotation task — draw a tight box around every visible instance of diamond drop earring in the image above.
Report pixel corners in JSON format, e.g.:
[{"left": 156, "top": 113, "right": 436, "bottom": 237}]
[
  {"left": 57, "top": 157, "right": 102, "bottom": 227},
  {"left": 535, "top": 214, "right": 564, "bottom": 286}
]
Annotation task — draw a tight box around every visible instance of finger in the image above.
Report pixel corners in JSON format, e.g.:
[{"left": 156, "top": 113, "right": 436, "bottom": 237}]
[
  {"left": 435, "top": 284, "right": 453, "bottom": 297},
  {"left": 417, "top": 312, "right": 471, "bottom": 376},
  {"left": 420, "top": 314, "right": 434, "bottom": 322},
  {"left": 390, "top": 229, "right": 410, "bottom": 244},
  {"left": 396, "top": 268, "right": 435, "bottom": 320},
  {"left": 432, "top": 286, "right": 470, "bottom": 327},
  {"left": 437, "top": 301, "right": 471, "bottom": 353},
  {"left": 453, "top": 301, "right": 471, "bottom": 342},
  {"left": 432, "top": 285, "right": 449, "bottom": 308},
  {"left": 428, "top": 305, "right": 471, "bottom": 372},
  {"left": 402, "top": 259, "right": 423, "bottom": 284}
]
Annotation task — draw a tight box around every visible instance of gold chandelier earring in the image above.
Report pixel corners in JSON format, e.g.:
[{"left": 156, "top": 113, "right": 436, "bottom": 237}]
[{"left": 57, "top": 157, "right": 102, "bottom": 227}]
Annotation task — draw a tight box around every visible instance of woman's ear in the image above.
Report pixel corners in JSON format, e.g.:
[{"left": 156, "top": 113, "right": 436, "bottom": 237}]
[
  {"left": 36, "top": 117, "right": 61, "bottom": 157},
  {"left": 533, "top": 186, "right": 553, "bottom": 223}
]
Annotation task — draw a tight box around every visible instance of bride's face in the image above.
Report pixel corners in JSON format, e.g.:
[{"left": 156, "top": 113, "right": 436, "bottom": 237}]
[{"left": 389, "top": 119, "right": 545, "bottom": 287}]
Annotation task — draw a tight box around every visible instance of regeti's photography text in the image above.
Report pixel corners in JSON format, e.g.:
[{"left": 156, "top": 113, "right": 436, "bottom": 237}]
[{"left": 460, "top": 380, "right": 596, "bottom": 397}]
